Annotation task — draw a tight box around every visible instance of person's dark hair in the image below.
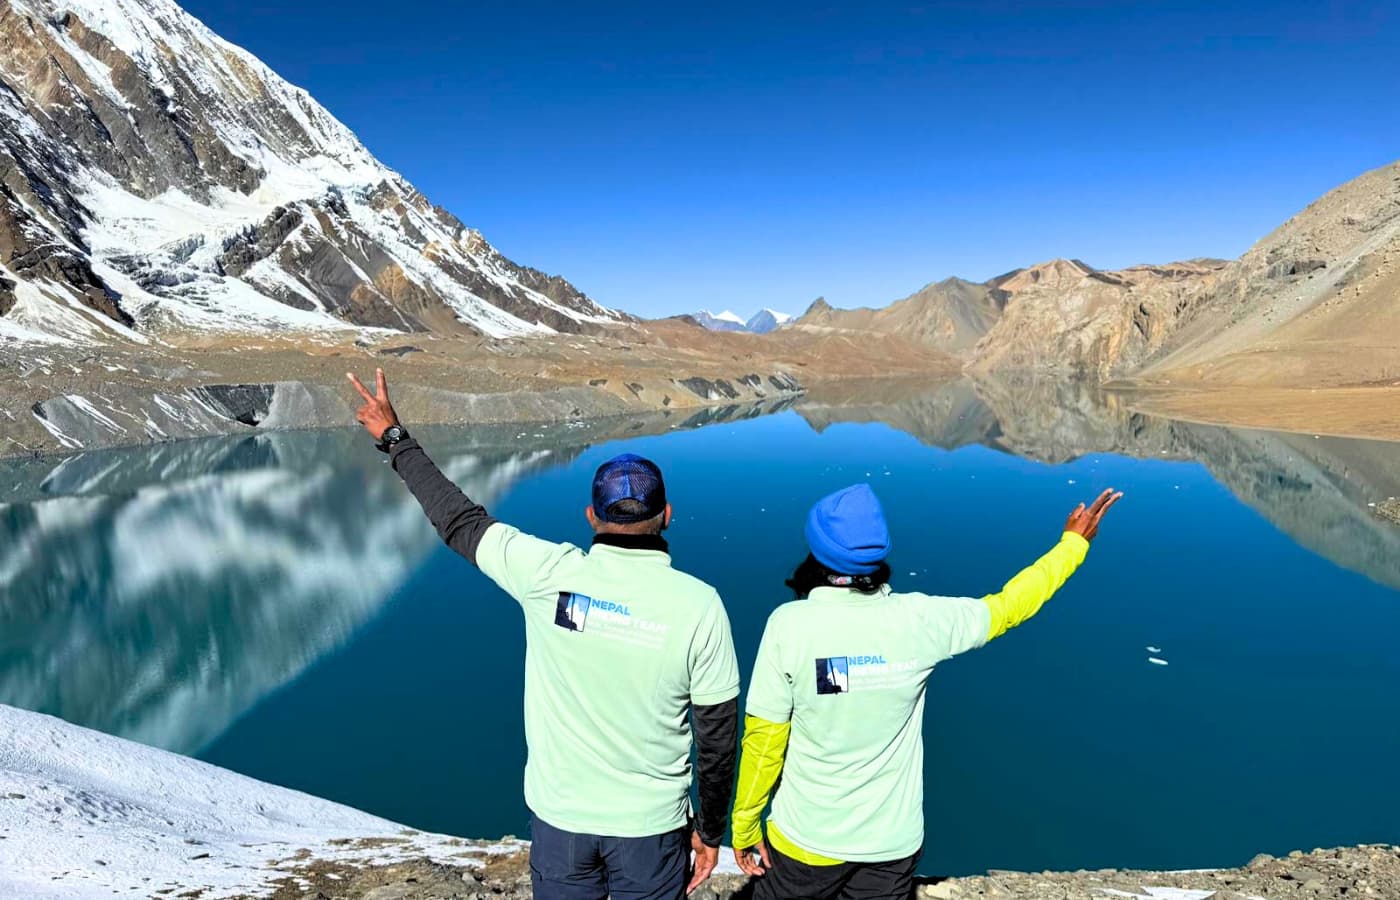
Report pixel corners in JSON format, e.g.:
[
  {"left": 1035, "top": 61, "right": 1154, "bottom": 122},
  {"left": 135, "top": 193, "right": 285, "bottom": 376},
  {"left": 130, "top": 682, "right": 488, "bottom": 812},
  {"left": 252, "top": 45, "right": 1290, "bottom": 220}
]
[
  {"left": 606, "top": 498, "right": 650, "bottom": 520},
  {"left": 597, "top": 498, "right": 667, "bottom": 535},
  {"left": 786, "top": 554, "right": 890, "bottom": 600}
]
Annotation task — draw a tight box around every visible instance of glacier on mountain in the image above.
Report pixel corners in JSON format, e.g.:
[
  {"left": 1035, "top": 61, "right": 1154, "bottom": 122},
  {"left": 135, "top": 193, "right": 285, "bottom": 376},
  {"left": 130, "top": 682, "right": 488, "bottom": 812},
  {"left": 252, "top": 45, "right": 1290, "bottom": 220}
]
[{"left": 0, "top": 0, "right": 620, "bottom": 341}]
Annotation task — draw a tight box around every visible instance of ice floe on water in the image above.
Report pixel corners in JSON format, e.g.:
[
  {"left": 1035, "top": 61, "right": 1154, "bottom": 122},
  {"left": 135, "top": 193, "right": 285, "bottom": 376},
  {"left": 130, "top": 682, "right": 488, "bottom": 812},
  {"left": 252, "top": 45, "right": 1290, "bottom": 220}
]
[
  {"left": 1146, "top": 646, "right": 1162, "bottom": 653},
  {"left": 1148, "top": 657, "right": 1170, "bottom": 666}
]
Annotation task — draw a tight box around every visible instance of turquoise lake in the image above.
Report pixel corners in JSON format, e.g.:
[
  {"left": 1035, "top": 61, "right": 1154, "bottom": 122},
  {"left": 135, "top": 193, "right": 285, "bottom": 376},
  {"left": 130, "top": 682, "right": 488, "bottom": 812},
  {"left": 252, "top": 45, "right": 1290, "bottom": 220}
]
[{"left": 3, "top": 380, "right": 1399, "bottom": 876}]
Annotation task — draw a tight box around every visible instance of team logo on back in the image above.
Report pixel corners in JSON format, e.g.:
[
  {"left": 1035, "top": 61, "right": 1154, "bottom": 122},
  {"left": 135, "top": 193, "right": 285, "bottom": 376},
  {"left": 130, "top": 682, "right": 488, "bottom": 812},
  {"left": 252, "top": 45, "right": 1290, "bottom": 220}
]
[
  {"left": 555, "top": 592, "right": 593, "bottom": 632},
  {"left": 554, "top": 592, "right": 639, "bottom": 635},
  {"left": 814, "top": 654, "right": 895, "bottom": 694},
  {"left": 815, "top": 657, "right": 849, "bottom": 694}
]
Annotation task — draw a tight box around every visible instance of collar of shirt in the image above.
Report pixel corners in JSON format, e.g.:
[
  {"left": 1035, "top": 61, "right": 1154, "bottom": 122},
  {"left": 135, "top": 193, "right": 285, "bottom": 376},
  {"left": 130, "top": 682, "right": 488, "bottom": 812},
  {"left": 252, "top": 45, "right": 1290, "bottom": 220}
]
[
  {"left": 806, "top": 583, "right": 893, "bottom": 603},
  {"left": 590, "top": 532, "right": 671, "bottom": 558}
]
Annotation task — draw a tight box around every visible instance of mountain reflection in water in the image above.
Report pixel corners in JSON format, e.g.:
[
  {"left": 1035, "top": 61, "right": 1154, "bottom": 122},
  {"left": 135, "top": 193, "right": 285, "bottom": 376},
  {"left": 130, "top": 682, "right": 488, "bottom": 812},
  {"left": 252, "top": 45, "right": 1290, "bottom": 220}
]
[{"left": 1, "top": 379, "right": 1397, "bottom": 761}]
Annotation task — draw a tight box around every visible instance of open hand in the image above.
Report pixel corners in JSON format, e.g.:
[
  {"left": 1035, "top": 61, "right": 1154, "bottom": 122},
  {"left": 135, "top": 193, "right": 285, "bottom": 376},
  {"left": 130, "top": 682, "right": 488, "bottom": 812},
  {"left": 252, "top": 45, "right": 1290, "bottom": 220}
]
[
  {"left": 687, "top": 830, "right": 718, "bottom": 895},
  {"left": 347, "top": 368, "right": 399, "bottom": 442},
  {"left": 734, "top": 840, "right": 772, "bottom": 878},
  {"left": 1065, "top": 488, "right": 1123, "bottom": 541}
]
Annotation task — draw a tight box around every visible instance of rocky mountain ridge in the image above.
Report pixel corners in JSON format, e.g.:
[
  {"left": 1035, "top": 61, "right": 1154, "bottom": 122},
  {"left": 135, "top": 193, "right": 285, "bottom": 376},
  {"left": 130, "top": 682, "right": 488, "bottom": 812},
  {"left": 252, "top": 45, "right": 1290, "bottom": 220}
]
[
  {"left": 798, "top": 157, "right": 1400, "bottom": 386},
  {"left": 0, "top": 0, "right": 619, "bottom": 344}
]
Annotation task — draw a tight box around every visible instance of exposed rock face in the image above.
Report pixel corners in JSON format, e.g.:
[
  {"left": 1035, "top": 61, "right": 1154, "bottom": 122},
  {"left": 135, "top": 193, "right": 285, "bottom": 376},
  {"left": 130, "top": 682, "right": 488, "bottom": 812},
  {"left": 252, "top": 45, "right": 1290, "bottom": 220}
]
[
  {"left": 0, "top": 0, "right": 618, "bottom": 341},
  {"left": 968, "top": 258, "right": 1227, "bottom": 377}
]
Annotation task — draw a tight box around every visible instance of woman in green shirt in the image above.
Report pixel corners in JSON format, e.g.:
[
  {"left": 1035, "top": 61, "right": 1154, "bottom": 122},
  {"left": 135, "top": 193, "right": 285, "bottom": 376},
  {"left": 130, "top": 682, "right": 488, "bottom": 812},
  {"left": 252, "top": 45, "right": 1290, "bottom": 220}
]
[{"left": 731, "top": 483, "right": 1121, "bottom": 900}]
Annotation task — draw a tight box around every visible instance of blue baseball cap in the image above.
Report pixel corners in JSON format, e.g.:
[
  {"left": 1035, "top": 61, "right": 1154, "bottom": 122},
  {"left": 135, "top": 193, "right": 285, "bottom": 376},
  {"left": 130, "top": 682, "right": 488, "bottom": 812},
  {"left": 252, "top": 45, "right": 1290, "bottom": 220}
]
[
  {"left": 592, "top": 454, "right": 668, "bottom": 523},
  {"left": 805, "top": 483, "right": 891, "bottom": 575}
]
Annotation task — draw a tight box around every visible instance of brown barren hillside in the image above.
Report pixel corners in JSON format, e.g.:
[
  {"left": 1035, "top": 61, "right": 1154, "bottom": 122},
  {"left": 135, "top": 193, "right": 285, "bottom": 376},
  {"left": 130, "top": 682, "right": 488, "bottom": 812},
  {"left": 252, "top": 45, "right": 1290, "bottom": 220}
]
[
  {"left": 792, "top": 275, "right": 1009, "bottom": 356},
  {"left": 1140, "top": 159, "right": 1400, "bottom": 388}
]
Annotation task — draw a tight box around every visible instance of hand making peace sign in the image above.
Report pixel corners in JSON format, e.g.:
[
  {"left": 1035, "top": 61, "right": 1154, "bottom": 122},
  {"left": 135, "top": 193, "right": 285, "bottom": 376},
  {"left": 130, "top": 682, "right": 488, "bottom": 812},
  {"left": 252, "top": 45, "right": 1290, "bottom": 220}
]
[{"left": 347, "top": 367, "right": 400, "bottom": 442}]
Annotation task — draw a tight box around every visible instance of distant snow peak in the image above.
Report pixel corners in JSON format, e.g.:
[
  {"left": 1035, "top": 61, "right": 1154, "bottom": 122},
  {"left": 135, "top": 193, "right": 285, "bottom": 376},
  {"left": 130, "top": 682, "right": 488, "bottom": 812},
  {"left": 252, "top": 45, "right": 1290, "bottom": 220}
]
[
  {"left": 0, "top": 0, "right": 618, "bottom": 343},
  {"left": 689, "top": 308, "right": 793, "bottom": 334},
  {"left": 745, "top": 308, "right": 793, "bottom": 334}
]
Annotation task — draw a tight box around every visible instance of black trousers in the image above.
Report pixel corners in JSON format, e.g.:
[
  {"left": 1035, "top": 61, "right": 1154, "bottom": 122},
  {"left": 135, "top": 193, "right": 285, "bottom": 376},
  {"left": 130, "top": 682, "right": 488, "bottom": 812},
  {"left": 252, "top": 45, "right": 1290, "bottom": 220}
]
[
  {"left": 752, "top": 842, "right": 921, "bottom": 900},
  {"left": 528, "top": 814, "right": 689, "bottom": 900}
]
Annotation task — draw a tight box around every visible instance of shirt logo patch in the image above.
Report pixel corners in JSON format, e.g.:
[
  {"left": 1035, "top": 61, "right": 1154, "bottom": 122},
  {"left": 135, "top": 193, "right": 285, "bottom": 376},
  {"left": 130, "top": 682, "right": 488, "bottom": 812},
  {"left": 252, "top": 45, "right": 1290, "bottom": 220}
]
[
  {"left": 815, "top": 657, "right": 850, "bottom": 694},
  {"left": 555, "top": 592, "right": 593, "bottom": 632}
]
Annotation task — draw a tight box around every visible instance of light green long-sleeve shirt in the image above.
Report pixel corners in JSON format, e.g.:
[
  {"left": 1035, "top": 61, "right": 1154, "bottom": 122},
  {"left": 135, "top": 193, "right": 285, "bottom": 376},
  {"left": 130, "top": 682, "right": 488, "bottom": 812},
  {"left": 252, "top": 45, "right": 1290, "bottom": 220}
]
[{"left": 732, "top": 532, "right": 1090, "bottom": 862}]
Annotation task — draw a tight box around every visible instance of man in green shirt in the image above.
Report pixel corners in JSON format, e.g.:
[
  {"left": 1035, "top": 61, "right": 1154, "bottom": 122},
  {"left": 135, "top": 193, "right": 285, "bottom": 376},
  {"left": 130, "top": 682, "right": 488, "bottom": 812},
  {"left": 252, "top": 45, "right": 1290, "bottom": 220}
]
[
  {"left": 349, "top": 369, "right": 741, "bottom": 900},
  {"left": 731, "top": 483, "right": 1121, "bottom": 899}
]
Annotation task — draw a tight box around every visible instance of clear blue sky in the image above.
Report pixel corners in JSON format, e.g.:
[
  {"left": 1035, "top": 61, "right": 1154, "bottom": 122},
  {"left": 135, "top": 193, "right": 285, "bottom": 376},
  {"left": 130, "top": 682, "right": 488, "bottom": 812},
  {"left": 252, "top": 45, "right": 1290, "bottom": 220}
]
[{"left": 185, "top": 0, "right": 1399, "bottom": 319}]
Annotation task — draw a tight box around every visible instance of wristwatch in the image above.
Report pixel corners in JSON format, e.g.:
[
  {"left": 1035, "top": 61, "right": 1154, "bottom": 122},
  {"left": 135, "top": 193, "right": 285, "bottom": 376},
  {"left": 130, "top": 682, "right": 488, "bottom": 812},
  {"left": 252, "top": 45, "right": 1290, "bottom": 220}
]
[{"left": 377, "top": 424, "right": 410, "bottom": 454}]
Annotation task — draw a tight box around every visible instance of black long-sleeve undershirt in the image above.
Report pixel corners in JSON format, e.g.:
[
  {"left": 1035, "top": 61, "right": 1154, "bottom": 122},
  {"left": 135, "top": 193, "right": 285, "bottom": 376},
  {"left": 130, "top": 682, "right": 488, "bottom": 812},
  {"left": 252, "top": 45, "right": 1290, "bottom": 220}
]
[
  {"left": 692, "top": 698, "right": 739, "bottom": 847},
  {"left": 389, "top": 438, "right": 498, "bottom": 564}
]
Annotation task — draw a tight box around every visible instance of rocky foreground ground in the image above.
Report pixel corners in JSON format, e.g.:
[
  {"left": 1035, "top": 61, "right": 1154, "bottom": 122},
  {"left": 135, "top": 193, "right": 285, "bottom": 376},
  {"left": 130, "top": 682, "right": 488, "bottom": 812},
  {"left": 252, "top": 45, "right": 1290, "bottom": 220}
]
[{"left": 249, "top": 844, "right": 1400, "bottom": 900}]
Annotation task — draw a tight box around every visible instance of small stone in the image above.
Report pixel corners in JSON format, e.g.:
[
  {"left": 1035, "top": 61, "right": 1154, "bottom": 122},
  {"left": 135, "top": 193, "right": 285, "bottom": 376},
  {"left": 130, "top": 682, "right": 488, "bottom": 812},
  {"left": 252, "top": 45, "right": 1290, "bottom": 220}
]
[
  {"left": 1289, "top": 850, "right": 1305, "bottom": 859},
  {"left": 1302, "top": 878, "right": 1325, "bottom": 891},
  {"left": 923, "top": 883, "right": 958, "bottom": 899},
  {"left": 1248, "top": 853, "right": 1274, "bottom": 869}
]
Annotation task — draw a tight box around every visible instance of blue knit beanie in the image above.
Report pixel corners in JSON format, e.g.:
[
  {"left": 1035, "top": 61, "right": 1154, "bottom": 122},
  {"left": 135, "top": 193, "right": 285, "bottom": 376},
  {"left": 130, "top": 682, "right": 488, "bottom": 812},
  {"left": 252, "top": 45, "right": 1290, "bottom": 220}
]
[{"left": 804, "top": 484, "right": 890, "bottom": 575}]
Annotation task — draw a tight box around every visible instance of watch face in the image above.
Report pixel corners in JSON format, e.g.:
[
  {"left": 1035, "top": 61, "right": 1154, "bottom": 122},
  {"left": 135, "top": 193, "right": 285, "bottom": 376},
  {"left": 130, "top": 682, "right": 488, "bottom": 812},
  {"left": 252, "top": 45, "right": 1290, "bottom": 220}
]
[{"left": 383, "top": 426, "right": 404, "bottom": 443}]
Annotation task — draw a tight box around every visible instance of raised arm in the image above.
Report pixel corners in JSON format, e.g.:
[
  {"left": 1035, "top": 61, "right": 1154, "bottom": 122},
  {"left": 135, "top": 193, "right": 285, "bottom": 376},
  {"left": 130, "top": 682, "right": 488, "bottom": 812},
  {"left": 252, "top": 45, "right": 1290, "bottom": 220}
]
[
  {"left": 348, "top": 368, "right": 498, "bottom": 564},
  {"left": 983, "top": 488, "right": 1122, "bottom": 641}
]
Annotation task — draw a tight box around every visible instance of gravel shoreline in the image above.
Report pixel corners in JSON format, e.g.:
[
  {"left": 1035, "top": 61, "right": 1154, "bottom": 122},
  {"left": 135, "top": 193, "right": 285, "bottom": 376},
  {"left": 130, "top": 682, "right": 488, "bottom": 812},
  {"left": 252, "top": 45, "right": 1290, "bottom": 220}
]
[{"left": 246, "top": 844, "right": 1400, "bottom": 899}]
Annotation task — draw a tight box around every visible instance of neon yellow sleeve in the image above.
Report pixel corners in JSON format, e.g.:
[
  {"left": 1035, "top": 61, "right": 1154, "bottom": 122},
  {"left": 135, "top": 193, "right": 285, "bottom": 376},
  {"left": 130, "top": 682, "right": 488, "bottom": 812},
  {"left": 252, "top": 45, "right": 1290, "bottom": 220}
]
[
  {"left": 983, "top": 531, "right": 1089, "bottom": 641},
  {"left": 730, "top": 715, "right": 790, "bottom": 851}
]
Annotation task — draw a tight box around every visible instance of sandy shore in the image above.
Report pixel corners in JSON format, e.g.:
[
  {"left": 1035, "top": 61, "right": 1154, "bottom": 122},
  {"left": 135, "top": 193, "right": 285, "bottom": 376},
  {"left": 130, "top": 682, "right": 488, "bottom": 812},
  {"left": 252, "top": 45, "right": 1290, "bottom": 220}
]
[{"left": 1122, "top": 385, "right": 1400, "bottom": 443}]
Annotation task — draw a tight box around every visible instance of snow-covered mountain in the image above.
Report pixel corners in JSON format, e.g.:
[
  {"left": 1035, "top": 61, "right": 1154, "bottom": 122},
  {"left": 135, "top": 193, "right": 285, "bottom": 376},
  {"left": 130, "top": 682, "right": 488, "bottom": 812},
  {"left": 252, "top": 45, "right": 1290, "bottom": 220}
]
[
  {"left": 688, "top": 308, "right": 792, "bottom": 333},
  {"left": 0, "top": 0, "right": 621, "bottom": 343},
  {"left": 690, "top": 309, "right": 748, "bottom": 332},
  {"left": 745, "top": 307, "right": 792, "bottom": 334}
]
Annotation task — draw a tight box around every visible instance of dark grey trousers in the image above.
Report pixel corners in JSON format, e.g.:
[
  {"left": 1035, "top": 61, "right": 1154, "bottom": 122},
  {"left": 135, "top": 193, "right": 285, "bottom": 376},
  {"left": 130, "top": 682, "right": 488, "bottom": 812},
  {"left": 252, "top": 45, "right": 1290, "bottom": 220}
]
[
  {"left": 752, "top": 841, "right": 921, "bottom": 900},
  {"left": 528, "top": 814, "right": 689, "bottom": 900}
]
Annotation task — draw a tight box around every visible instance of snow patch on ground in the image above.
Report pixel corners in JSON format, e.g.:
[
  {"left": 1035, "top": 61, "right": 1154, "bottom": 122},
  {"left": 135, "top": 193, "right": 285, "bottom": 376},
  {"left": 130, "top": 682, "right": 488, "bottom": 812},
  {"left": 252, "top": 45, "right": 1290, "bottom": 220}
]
[{"left": 0, "top": 705, "right": 493, "bottom": 899}]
